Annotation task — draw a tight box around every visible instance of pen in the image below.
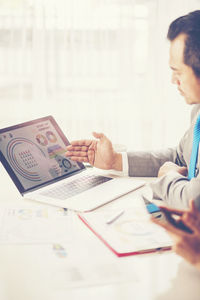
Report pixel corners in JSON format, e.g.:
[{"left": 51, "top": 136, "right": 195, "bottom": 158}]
[{"left": 106, "top": 210, "right": 125, "bottom": 225}]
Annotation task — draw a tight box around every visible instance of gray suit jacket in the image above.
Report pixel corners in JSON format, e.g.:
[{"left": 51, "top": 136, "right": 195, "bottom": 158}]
[{"left": 127, "top": 104, "right": 200, "bottom": 209}]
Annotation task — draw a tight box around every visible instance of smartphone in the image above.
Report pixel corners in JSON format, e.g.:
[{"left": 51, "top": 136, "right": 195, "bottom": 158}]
[
  {"left": 159, "top": 207, "right": 193, "bottom": 234},
  {"left": 142, "top": 196, "right": 162, "bottom": 218},
  {"left": 142, "top": 195, "right": 193, "bottom": 233}
]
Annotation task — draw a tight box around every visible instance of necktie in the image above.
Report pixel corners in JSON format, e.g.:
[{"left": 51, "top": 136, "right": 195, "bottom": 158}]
[{"left": 188, "top": 113, "right": 200, "bottom": 180}]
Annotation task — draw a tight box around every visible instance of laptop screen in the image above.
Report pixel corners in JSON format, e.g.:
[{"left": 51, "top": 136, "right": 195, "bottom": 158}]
[{"left": 0, "top": 116, "right": 84, "bottom": 194}]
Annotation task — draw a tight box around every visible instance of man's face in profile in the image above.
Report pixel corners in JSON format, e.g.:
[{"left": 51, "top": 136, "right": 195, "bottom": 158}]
[{"left": 169, "top": 33, "right": 200, "bottom": 104}]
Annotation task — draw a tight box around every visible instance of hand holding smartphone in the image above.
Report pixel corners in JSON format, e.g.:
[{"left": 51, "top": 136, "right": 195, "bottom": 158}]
[
  {"left": 149, "top": 198, "right": 200, "bottom": 270},
  {"left": 158, "top": 206, "right": 193, "bottom": 234},
  {"left": 142, "top": 195, "right": 193, "bottom": 234}
]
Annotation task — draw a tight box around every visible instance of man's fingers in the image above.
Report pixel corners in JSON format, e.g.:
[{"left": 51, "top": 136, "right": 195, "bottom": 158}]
[
  {"left": 66, "top": 151, "right": 88, "bottom": 157},
  {"left": 92, "top": 132, "right": 105, "bottom": 140},
  {"left": 88, "top": 149, "right": 95, "bottom": 165},
  {"left": 189, "top": 199, "right": 197, "bottom": 213},
  {"left": 69, "top": 140, "right": 93, "bottom": 147},
  {"left": 159, "top": 206, "right": 185, "bottom": 216},
  {"left": 182, "top": 212, "right": 200, "bottom": 233},
  {"left": 181, "top": 199, "right": 200, "bottom": 232},
  {"left": 180, "top": 167, "right": 188, "bottom": 176},
  {"left": 66, "top": 145, "right": 89, "bottom": 152},
  {"left": 151, "top": 216, "right": 189, "bottom": 236},
  {"left": 70, "top": 156, "right": 89, "bottom": 162}
]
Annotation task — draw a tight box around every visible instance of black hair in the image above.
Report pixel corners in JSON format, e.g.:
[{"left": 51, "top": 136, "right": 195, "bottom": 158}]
[{"left": 167, "top": 10, "right": 200, "bottom": 78}]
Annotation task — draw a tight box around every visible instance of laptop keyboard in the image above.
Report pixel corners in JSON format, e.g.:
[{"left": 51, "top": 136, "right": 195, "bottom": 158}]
[{"left": 40, "top": 174, "right": 113, "bottom": 200}]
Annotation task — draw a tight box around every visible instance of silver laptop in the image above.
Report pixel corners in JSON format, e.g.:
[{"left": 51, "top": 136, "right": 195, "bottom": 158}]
[{"left": 0, "top": 116, "right": 145, "bottom": 212}]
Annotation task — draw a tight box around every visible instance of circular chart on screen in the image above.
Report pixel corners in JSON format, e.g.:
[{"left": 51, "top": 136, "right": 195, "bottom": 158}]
[{"left": 7, "top": 138, "right": 46, "bottom": 182}]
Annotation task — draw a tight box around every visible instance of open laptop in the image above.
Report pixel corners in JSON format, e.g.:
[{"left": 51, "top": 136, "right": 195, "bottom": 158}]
[{"left": 0, "top": 116, "right": 145, "bottom": 212}]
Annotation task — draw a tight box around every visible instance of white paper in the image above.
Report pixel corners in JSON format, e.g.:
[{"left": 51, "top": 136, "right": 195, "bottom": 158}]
[
  {"left": 0, "top": 206, "right": 71, "bottom": 244},
  {"left": 80, "top": 203, "right": 172, "bottom": 254}
]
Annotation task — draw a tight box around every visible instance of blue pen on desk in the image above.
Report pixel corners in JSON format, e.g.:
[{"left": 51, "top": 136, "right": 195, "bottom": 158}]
[{"left": 106, "top": 210, "right": 125, "bottom": 225}]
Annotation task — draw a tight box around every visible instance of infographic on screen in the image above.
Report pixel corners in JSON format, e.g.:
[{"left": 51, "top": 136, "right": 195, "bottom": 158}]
[{"left": 0, "top": 119, "right": 81, "bottom": 190}]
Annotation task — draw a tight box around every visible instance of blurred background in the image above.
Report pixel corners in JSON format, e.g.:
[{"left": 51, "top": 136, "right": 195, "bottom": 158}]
[{"left": 0, "top": 0, "right": 199, "bottom": 151}]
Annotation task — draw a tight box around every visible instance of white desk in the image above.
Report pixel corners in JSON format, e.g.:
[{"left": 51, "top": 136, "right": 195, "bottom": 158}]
[{"left": 0, "top": 164, "right": 200, "bottom": 300}]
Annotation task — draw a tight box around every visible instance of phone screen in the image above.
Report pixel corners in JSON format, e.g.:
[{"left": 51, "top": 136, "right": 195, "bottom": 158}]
[{"left": 146, "top": 203, "right": 161, "bottom": 214}]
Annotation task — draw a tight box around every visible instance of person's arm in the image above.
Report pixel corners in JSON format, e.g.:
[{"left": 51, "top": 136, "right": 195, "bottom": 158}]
[
  {"left": 127, "top": 148, "right": 179, "bottom": 177},
  {"left": 66, "top": 132, "right": 187, "bottom": 179},
  {"left": 150, "top": 172, "right": 200, "bottom": 208},
  {"left": 149, "top": 106, "right": 200, "bottom": 208},
  {"left": 149, "top": 114, "right": 199, "bottom": 208},
  {"left": 66, "top": 132, "right": 123, "bottom": 171},
  {"left": 126, "top": 133, "right": 196, "bottom": 208},
  {"left": 127, "top": 146, "right": 195, "bottom": 208},
  {"left": 152, "top": 200, "right": 200, "bottom": 270}
]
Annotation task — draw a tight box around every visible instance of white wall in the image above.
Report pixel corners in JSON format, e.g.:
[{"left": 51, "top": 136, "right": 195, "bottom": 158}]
[{"left": 0, "top": 0, "right": 199, "bottom": 151}]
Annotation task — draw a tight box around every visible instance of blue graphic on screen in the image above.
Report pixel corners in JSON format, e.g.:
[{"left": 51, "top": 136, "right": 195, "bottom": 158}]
[{"left": 0, "top": 120, "right": 81, "bottom": 190}]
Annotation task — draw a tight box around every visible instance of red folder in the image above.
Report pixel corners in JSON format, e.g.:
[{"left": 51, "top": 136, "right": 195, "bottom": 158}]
[{"left": 78, "top": 212, "right": 172, "bottom": 257}]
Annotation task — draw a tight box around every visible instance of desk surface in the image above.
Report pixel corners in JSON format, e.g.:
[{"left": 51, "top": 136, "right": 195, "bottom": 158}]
[{"left": 0, "top": 164, "right": 199, "bottom": 300}]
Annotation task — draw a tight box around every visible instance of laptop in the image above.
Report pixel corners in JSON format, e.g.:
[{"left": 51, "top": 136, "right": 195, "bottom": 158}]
[{"left": 0, "top": 116, "right": 145, "bottom": 212}]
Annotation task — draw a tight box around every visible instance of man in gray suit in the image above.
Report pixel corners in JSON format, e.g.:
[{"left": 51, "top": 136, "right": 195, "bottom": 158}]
[{"left": 66, "top": 11, "right": 200, "bottom": 209}]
